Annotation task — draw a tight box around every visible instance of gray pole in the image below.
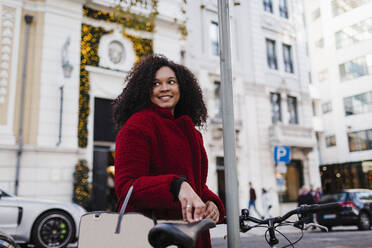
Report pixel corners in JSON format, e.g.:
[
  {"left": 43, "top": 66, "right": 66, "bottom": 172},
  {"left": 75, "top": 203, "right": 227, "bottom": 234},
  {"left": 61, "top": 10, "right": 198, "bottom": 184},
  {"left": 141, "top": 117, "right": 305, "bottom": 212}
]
[
  {"left": 56, "top": 85, "right": 64, "bottom": 146},
  {"left": 217, "top": 0, "right": 240, "bottom": 247},
  {"left": 15, "top": 14, "right": 33, "bottom": 195}
]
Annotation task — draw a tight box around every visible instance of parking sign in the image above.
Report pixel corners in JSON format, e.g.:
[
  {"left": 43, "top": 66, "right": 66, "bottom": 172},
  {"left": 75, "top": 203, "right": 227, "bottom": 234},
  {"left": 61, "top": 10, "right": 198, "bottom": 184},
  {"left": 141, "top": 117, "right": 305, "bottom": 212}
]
[{"left": 274, "top": 146, "right": 290, "bottom": 163}]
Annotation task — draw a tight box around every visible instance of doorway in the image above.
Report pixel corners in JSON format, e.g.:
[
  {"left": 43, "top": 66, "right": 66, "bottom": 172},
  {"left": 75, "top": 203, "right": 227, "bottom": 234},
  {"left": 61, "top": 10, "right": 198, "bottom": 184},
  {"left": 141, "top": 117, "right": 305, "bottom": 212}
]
[
  {"left": 280, "top": 160, "right": 304, "bottom": 202},
  {"left": 92, "top": 97, "right": 118, "bottom": 211},
  {"left": 216, "top": 156, "right": 226, "bottom": 207}
]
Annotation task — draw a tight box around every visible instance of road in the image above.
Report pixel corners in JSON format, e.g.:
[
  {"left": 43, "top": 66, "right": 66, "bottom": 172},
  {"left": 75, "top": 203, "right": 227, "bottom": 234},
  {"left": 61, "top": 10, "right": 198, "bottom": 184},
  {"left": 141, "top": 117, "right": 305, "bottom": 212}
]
[{"left": 212, "top": 229, "right": 372, "bottom": 248}]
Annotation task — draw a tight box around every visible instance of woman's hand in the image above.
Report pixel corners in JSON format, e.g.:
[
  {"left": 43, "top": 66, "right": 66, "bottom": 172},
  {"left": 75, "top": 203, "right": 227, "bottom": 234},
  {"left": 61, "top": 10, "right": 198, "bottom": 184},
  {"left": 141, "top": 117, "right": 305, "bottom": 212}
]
[
  {"left": 204, "top": 201, "right": 220, "bottom": 223},
  {"left": 178, "top": 182, "right": 206, "bottom": 223}
]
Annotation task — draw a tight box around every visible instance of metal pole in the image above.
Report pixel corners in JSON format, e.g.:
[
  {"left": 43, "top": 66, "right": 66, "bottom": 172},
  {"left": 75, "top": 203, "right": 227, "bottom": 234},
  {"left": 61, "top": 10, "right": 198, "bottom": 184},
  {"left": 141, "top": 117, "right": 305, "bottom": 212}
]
[
  {"left": 56, "top": 85, "right": 64, "bottom": 146},
  {"left": 15, "top": 14, "right": 33, "bottom": 195},
  {"left": 217, "top": 0, "right": 240, "bottom": 247}
]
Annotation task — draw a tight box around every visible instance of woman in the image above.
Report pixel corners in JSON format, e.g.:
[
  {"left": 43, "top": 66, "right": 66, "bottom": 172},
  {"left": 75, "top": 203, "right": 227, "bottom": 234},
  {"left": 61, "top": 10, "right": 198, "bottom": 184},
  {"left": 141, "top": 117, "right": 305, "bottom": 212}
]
[
  {"left": 261, "top": 188, "right": 272, "bottom": 219},
  {"left": 113, "top": 55, "right": 225, "bottom": 247}
]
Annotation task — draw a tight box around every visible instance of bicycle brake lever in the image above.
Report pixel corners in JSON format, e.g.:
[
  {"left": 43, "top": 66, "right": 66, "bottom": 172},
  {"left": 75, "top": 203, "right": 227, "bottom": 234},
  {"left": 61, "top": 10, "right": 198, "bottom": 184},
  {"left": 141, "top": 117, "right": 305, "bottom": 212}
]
[
  {"left": 293, "top": 220, "right": 304, "bottom": 229},
  {"left": 240, "top": 225, "right": 252, "bottom": 233}
]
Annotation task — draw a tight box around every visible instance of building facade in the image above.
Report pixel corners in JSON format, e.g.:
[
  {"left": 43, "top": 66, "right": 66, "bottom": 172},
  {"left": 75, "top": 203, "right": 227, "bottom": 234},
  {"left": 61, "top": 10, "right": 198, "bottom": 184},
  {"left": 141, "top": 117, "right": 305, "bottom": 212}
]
[
  {"left": 305, "top": 0, "right": 372, "bottom": 193},
  {"left": 0, "top": 0, "right": 320, "bottom": 215}
]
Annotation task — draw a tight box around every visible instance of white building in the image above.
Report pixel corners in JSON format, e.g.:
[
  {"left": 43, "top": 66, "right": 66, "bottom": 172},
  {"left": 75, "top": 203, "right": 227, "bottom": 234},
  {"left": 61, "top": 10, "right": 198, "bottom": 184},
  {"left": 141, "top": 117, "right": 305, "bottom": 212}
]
[
  {"left": 304, "top": 0, "right": 372, "bottom": 193},
  {"left": 0, "top": 0, "right": 320, "bottom": 215}
]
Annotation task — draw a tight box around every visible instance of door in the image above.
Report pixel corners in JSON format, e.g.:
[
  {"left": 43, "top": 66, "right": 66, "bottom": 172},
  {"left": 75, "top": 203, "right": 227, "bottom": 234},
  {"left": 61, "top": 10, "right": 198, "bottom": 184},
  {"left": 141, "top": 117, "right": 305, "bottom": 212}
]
[{"left": 0, "top": 190, "right": 19, "bottom": 235}]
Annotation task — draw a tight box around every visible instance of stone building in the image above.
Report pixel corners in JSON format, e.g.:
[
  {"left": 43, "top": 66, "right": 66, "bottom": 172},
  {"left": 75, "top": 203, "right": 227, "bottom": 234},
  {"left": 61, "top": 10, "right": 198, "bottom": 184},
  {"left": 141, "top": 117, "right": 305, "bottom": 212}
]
[
  {"left": 304, "top": 0, "right": 372, "bottom": 193},
  {"left": 0, "top": 0, "right": 320, "bottom": 214}
]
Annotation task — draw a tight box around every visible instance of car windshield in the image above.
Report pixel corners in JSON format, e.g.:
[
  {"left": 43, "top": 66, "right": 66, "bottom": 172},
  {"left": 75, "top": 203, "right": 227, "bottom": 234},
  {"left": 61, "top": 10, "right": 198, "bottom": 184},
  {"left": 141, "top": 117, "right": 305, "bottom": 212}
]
[
  {"left": 0, "top": 189, "right": 10, "bottom": 197},
  {"left": 356, "top": 192, "right": 372, "bottom": 201},
  {"left": 320, "top": 192, "right": 347, "bottom": 203}
]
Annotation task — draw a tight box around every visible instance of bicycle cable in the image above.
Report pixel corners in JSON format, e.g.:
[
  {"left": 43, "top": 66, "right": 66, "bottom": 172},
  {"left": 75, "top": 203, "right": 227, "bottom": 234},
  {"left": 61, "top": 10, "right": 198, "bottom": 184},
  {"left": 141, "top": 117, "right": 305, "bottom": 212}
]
[{"left": 262, "top": 222, "right": 304, "bottom": 248}]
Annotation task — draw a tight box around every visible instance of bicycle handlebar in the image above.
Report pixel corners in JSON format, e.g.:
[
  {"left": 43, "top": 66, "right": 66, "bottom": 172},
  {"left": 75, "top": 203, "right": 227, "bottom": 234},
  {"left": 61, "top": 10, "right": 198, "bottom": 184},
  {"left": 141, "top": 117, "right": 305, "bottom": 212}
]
[{"left": 241, "top": 202, "right": 340, "bottom": 225}]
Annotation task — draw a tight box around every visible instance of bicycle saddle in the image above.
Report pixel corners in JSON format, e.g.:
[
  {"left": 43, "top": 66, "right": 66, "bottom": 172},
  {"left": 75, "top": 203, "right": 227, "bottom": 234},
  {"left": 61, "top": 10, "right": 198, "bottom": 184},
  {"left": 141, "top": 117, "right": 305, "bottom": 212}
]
[{"left": 148, "top": 219, "right": 216, "bottom": 248}]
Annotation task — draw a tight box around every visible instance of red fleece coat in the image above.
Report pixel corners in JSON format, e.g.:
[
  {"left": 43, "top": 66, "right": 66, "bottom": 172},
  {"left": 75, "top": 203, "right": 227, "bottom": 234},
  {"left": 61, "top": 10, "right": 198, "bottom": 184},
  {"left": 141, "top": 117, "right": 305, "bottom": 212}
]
[{"left": 115, "top": 105, "right": 225, "bottom": 248}]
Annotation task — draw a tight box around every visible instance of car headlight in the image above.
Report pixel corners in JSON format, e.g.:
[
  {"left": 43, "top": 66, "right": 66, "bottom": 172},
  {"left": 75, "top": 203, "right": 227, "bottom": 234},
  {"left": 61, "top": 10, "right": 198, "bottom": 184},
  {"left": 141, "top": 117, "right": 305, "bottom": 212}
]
[{"left": 0, "top": 240, "right": 16, "bottom": 248}]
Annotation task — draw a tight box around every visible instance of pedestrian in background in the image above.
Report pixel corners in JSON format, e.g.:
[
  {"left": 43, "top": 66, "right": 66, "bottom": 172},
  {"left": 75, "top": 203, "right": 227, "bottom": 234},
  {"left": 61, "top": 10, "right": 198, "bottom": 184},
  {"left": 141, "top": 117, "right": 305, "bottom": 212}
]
[
  {"left": 298, "top": 186, "right": 315, "bottom": 225},
  {"left": 261, "top": 188, "right": 272, "bottom": 219},
  {"left": 298, "top": 186, "right": 314, "bottom": 206},
  {"left": 314, "top": 187, "right": 322, "bottom": 204},
  {"left": 113, "top": 55, "right": 225, "bottom": 248},
  {"left": 248, "top": 182, "right": 263, "bottom": 219}
]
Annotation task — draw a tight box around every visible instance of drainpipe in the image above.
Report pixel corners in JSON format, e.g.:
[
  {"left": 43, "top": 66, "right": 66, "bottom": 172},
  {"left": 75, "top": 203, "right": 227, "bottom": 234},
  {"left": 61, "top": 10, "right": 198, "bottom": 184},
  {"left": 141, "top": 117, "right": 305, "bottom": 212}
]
[{"left": 14, "top": 14, "right": 33, "bottom": 196}]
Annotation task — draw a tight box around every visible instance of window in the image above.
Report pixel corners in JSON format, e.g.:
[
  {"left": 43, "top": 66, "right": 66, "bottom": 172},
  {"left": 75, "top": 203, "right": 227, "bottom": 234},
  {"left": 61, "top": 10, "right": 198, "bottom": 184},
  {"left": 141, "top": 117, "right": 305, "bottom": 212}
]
[
  {"left": 279, "top": 0, "right": 289, "bottom": 18},
  {"left": 331, "top": 0, "right": 371, "bottom": 17},
  {"left": 266, "top": 39, "right": 278, "bottom": 70},
  {"left": 214, "top": 81, "right": 222, "bottom": 118},
  {"left": 335, "top": 18, "right": 372, "bottom": 49},
  {"left": 263, "top": 0, "right": 273, "bottom": 13},
  {"left": 318, "top": 69, "right": 328, "bottom": 82},
  {"left": 271, "top": 93, "right": 282, "bottom": 123},
  {"left": 322, "top": 101, "right": 332, "bottom": 114},
  {"left": 283, "top": 44, "right": 294, "bottom": 73},
  {"left": 308, "top": 72, "right": 312, "bottom": 84},
  {"left": 344, "top": 91, "right": 372, "bottom": 116},
  {"left": 348, "top": 129, "right": 372, "bottom": 152},
  {"left": 287, "top": 96, "right": 298, "bottom": 124},
  {"left": 339, "top": 55, "right": 371, "bottom": 81},
  {"left": 210, "top": 21, "right": 219, "bottom": 56},
  {"left": 312, "top": 8, "right": 320, "bottom": 21},
  {"left": 326, "top": 135, "right": 337, "bottom": 147}
]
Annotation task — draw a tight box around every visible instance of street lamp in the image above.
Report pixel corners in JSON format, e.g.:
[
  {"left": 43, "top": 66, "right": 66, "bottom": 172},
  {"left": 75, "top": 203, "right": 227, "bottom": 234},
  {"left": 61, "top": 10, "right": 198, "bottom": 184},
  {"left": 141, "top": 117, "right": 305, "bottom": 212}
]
[{"left": 57, "top": 37, "right": 74, "bottom": 146}]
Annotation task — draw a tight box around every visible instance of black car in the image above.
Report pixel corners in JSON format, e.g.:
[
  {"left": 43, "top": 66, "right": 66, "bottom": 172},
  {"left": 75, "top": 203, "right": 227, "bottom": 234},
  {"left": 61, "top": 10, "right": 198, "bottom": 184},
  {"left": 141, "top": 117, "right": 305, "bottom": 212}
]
[
  {"left": 316, "top": 189, "right": 372, "bottom": 231},
  {"left": 0, "top": 231, "right": 18, "bottom": 248}
]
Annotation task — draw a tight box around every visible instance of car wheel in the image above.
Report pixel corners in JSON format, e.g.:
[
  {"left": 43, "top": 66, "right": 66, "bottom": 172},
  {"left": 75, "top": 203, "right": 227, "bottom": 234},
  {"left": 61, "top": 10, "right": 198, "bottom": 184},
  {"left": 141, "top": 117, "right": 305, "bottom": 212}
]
[
  {"left": 31, "top": 210, "right": 75, "bottom": 248},
  {"left": 357, "top": 212, "right": 370, "bottom": 231}
]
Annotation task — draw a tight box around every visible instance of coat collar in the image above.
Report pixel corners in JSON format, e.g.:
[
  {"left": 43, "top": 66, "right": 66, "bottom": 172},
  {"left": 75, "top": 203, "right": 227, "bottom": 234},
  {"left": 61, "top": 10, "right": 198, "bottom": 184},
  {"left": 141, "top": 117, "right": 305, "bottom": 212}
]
[{"left": 150, "top": 103, "right": 174, "bottom": 119}]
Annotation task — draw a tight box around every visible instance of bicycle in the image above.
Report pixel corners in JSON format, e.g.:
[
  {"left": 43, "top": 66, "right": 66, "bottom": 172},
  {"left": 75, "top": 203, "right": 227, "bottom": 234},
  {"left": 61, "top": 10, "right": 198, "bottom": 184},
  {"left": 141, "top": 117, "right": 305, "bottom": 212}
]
[{"left": 148, "top": 202, "right": 340, "bottom": 248}]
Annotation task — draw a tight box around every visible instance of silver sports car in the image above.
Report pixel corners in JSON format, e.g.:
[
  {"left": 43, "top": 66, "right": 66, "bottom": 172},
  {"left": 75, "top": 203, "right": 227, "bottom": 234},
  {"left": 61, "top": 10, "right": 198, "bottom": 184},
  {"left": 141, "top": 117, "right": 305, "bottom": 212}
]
[{"left": 0, "top": 188, "right": 86, "bottom": 248}]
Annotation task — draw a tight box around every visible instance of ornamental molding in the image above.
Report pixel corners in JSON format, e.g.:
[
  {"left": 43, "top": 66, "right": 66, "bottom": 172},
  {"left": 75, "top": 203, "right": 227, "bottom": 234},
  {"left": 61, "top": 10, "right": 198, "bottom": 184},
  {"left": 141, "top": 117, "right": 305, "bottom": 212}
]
[
  {"left": 82, "top": 16, "right": 154, "bottom": 39},
  {"left": 0, "top": 7, "right": 15, "bottom": 107},
  {"left": 98, "top": 29, "right": 136, "bottom": 71}
]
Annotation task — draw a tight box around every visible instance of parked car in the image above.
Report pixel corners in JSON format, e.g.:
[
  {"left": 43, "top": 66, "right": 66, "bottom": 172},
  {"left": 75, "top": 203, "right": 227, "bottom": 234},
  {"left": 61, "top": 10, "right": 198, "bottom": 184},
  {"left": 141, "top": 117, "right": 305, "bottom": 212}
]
[
  {"left": 0, "top": 188, "right": 86, "bottom": 248},
  {"left": 0, "top": 230, "right": 18, "bottom": 248},
  {"left": 316, "top": 189, "right": 372, "bottom": 231}
]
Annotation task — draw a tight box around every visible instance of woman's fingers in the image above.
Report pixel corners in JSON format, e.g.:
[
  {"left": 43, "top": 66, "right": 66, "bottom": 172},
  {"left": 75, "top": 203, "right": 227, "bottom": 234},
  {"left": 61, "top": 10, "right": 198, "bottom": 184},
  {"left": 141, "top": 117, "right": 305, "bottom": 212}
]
[
  {"left": 204, "top": 201, "right": 219, "bottom": 223},
  {"left": 193, "top": 202, "right": 206, "bottom": 221},
  {"left": 181, "top": 199, "right": 188, "bottom": 221},
  {"left": 186, "top": 202, "right": 193, "bottom": 222},
  {"left": 178, "top": 182, "right": 206, "bottom": 223}
]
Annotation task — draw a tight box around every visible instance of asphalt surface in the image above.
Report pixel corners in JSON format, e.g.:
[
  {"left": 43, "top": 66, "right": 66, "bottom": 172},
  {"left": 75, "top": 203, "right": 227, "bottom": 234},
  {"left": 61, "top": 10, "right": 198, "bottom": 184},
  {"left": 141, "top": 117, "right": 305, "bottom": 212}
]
[{"left": 212, "top": 229, "right": 372, "bottom": 248}]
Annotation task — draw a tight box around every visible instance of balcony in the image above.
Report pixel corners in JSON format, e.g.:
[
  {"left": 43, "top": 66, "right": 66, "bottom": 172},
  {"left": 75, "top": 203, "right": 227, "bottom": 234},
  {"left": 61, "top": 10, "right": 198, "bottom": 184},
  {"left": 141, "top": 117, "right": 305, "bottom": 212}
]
[{"left": 269, "top": 123, "right": 316, "bottom": 148}]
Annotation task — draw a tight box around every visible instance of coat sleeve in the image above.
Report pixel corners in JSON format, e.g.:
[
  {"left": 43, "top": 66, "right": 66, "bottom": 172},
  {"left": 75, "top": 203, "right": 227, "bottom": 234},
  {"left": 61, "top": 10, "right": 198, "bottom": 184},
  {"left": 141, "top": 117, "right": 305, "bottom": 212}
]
[
  {"left": 114, "top": 121, "right": 180, "bottom": 210},
  {"left": 196, "top": 130, "right": 226, "bottom": 223}
]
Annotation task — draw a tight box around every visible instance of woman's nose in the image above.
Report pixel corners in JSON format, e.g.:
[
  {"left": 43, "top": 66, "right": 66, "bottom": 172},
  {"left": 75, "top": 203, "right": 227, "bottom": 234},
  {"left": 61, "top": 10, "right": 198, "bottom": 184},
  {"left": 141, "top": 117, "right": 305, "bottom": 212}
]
[{"left": 159, "top": 82, "right": 169, "bottom": 91}]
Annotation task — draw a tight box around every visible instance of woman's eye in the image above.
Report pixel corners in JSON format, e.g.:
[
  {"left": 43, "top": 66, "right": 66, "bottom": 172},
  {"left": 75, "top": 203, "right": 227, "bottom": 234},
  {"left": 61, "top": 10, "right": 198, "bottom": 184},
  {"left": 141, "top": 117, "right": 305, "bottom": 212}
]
[
  {"left": 169, "top": 80, "right": 176, "bottom": 85},
  {"left": 153, "top": 82, "right": 160, "bottom": 86}
]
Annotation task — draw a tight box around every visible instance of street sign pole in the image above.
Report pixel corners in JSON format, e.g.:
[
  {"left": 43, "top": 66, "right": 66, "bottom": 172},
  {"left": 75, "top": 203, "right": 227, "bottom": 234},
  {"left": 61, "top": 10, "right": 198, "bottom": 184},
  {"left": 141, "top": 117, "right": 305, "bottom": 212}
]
[{"left": 217, "top": 0, "right": 240, "bottom": 247}]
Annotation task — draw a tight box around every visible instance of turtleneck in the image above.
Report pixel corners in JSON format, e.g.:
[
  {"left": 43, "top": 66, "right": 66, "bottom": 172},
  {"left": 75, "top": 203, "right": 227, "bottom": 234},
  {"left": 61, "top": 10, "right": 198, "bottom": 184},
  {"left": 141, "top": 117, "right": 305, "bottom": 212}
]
[{"left": 150, "top": 103, "right": 175, "bottom": 119}]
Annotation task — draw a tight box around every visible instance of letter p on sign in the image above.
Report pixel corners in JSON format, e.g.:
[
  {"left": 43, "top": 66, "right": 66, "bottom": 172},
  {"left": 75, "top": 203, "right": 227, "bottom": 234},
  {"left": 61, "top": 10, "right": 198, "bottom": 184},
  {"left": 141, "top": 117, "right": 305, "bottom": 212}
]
[{"left": 274, "top": 146, "right": 290, "bottom": 163}]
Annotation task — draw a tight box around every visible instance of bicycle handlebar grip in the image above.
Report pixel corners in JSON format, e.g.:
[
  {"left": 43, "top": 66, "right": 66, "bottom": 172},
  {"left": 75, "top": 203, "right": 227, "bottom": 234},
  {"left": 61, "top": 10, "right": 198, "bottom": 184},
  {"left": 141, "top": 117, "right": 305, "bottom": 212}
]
[
  {"left": 299, "top": 203, "right": 340, "bottom": 214},
  {"left": 312, "top": 202, "right": 340, "bottom": 212}
]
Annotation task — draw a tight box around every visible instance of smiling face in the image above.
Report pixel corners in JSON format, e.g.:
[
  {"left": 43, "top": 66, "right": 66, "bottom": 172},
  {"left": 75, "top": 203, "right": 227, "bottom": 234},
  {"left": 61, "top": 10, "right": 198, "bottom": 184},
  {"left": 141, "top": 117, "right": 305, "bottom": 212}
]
[{"left": 151, "top": 66, "right": 180, "bottom": 115}]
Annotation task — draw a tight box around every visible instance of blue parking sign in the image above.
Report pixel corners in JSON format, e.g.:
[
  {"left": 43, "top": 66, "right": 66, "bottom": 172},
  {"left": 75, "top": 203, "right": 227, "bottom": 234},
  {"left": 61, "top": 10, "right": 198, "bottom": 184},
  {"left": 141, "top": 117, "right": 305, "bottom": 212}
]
[{"left": 274, "top": 146, "right": 290, "bottom": 163}]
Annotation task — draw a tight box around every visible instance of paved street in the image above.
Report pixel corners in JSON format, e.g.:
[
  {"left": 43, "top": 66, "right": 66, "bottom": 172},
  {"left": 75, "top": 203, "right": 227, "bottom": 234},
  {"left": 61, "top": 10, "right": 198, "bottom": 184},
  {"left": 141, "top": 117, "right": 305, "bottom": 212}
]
[{"left": 212, "top": 228, "right": 372, "bottom": 248}]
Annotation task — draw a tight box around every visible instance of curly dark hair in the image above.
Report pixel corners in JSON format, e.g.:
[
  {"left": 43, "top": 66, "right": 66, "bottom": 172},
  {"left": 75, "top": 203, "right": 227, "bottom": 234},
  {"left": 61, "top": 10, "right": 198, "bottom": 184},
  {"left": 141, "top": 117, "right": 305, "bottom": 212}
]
[{"left": 112, "top": 54, "right": 207, "bottom": 129}]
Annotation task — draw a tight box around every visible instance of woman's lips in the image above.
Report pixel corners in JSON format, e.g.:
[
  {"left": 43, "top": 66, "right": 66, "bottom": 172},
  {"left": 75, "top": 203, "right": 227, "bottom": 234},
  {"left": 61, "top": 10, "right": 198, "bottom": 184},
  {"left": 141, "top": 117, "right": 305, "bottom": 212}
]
[{"left": 159, "top": 96, "right": 172, "bottom": 101}]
